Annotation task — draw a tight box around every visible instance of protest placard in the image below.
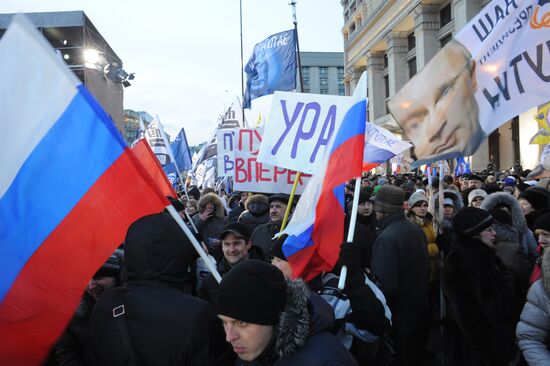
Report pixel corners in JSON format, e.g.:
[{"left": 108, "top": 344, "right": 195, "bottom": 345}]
[
  {"left": 216, "top": 129, "right": 236, "bottom": 177},
  {"left": 258, "top": 91, "right": 356, "bottom": 174},
  {"left": 388, "top": 0, "right": 550, "bottom": 165},
  {"left": 233, "top": 128, "right": 311, "bottom": 194}
]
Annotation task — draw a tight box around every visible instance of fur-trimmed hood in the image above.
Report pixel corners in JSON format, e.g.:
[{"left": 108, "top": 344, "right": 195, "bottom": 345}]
[
  {"left": 493, "top": 222, "right": 519, "bottom": 243},
  {"left": 197, "top": 192, "right": 225, "bottom": 218},
  {"left": 480, "top": 192, "right": 529, "bottom": 234},
  {"left": 433, "top": 189, "right": 464, "bottom": 228},
  {"left": 275, "top": 279, "right": 334, "bottom": 358},
  {"left": 542, "top": 248, "right": 550, "bottom": 297}
]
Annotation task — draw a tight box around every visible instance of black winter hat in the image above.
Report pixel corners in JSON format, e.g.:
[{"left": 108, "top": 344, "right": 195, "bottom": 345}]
[
  {"left": 358, "top": 189, "right": 371, "bottom": 205},
  {"left": 534, "top": 212, "right": 550, "bottom": 232},
  {"left": 453, "top": 207, "right": 494, "bottom": 236},
  {"left": 94, "top": 250, "right": 123, "bottom": 279},
  {"left": 272, "top": 234, "right": 288, "bottom": 261},
  {"left": 167, "top": 196, "right": 185, "bottom": 212},
  {"left": 220, "top": 222, "right": 252, "bottom": 240},
  {"left": 374, "top": 185, "right": 405, "bottom": 214},
  {"left": 216, "top": 260, "right": 287, "bottom": 326},
  {"left": 520, "top": 187, "right": 550, "bottom": 211},
  {"left": 188, "top": 186, "right": 201, "bottom": 200},
  {"left": 489, "top": 208, "right": 513, "bottom": 226},
  {"left": 268, "top": 193, "right": 291, "bottom": 205}
]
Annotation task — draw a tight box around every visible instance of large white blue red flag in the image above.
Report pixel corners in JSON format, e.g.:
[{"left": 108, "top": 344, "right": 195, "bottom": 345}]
[
  {"left": 0, "top": 15, "right": 168, "bottom": 365},
  {"left": 362, "top": 123, "right": 412, "bottom": 172},
  {"left": 280, "top": 73, "right": 368, "bottom": 281}
]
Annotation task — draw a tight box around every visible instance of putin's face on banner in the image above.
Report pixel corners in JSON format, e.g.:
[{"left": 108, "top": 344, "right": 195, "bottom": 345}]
[{"left": 389, "top": 40, "right": 484, "bottom": 162}]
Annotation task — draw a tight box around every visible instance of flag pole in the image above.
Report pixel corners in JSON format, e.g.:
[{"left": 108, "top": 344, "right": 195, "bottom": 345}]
[
  {"left": 239, "top": 0, "right": 246, "bottom": 128},
  {"left": 278, "top": 1, "right": 304, "bottom": 234},
  {"left": 166, "top": 205, "right": 222, "bottom": 283},
  {"left": 337, "top": 176, "right": 361, "bottom": 290},
  {"left": 280, "top": 171, "right": 302, "bottom": 232},
  {"left": 290, "top": 1, "right": 304, "bottom": 93}
]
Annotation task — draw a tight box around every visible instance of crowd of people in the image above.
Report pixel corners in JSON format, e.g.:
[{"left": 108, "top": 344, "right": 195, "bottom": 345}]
[{"left": 44, "top": 169, "right": 550, "bottom": 366}]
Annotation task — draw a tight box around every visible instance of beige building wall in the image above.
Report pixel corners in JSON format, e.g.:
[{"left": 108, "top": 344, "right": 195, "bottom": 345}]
[{"left": 519, "top": 108, "right": 541, "bottom": 170}]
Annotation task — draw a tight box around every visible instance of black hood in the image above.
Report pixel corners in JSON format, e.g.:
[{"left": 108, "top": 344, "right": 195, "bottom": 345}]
[{"left": 124, "top": 213, "right": 198, "bottom": 287}]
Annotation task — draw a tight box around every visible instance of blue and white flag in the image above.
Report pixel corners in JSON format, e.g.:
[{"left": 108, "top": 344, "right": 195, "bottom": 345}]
[
  {"left": 455, "top": 156, "right": 471, "bottom": 176},
  {"left": 171, "top": 128, "right": 192, "bottom": 172},
  {"left": 243, "top": 29, "right": 296, "bottom": 108}
]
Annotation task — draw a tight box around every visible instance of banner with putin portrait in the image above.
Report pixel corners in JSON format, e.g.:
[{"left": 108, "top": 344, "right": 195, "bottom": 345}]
[{"left": 388, "top": 0, "right": 550, "bottom": 165}]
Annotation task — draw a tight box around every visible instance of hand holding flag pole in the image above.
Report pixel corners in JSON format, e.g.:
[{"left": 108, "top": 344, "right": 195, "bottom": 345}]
[{"left": 338, "top": 176, "right": 362, "bottom": 290}]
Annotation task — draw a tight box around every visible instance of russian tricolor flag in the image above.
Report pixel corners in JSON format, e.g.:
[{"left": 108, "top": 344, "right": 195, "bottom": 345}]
[
  {"left": 0, "top": 16, "right": 168, "bottom": 365},
  {"left": 280, "top": 73, "right": 368, "bottom": 282},
  {"left": 362, "top": 123, "right": 413, "bottom": 172}
]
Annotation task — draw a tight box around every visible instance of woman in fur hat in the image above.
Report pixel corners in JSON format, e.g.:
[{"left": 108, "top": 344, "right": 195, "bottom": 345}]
[
  {"left": 481, "top": 191, "right": 538, "bottom": 261},
  {"left": 193, "top": 193, "right": 226, "bottom": 261}
]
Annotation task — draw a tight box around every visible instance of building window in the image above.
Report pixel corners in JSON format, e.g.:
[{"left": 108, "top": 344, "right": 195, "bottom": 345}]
[
  {"left": 303, "top": 76, "right": 310, "bottom": 85},
  {"left": 320, "top": 88, "right": 329, "bottom": 94},
  {"left": 320, "top": 77, "right": 328, "bottom": 85},
  {"left": 337, "top": 67, "right": 344, "bottom": 76},
  {"left": 408, "top": 57, "right": 417, "bottom": 78},
  {"left": 440, "top": 33, "right": 453, "bottom": 48},
  {"left": 320, "top": 67, "right": 328, "bottom": 75},
  {"left": 301, "top": 66, "right": 309, "bottom": 76},
  {"left": 383, "top": 75, "right": 389, "bottom": 99},
  {"left": 440, "top": 3, "right": 452, "bottom": 27},
  {"left": 407, "top": 33, "right": 416, "bottom": 51},
  {"left": 303, "top": 88, "right": 310, "bottom": 93},
  {"left": 383, "top": 54, "right": 388, "bottom": 68},
  {"left": 339, "top": 86, "right": 345, "bottom": 95}
]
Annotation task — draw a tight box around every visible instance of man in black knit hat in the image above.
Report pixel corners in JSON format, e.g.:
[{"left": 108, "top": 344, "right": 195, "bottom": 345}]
[{"left": 216, "top": 260, "right": 357, "bottom": 365}]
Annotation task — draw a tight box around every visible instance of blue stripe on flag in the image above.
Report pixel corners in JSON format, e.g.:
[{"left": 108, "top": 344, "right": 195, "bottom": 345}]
[
  {"left": 363, "top": 145, "right": 395, "bottom": 164},
  {"left": 330, "top": 100, "right": 366, "bottom": 154},
  {"left": 283, "top": 225, "right": 315, "bottom": 258},
  {"left": 0, "top": 86, "right": 124, "bottom": 302}
]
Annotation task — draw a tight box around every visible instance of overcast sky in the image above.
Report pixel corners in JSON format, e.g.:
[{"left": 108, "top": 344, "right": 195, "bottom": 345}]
[{"left": 1, "top": 0, "right": 344, "bottom": 144}]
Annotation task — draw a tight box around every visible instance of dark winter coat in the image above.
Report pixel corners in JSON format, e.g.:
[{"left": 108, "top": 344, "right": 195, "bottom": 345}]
[
  {"left": 433, "top": 189, "right": 464, "bottom": 257},
  {"left": 235, "top": 280, "right": 357, "bottom": 366},
  {"left": 55, "top": 292, "right": 96, "bottom": 366},
  {"left": 441, "top": 236, "right": 517, "bottom": 366},
  {"left": 88, "top": 213, "right": 227, "bottom": 366},
  {"left": 492, "top": 221, "right": 533, "bottom": 316},
  {"left": 238, "top": 194, "right": 270, "bottom": 231},
  {"left": 251, "top": 221, "right": 282, "bottom": 258},
  {"left": 517, "top": 249, "right": 550, "bottom": 365},
  {"left": 226, "top": 202, "right": 246, "bottom": 224},
  {"left": 481, "top": 191, "right": 537, "bottom": 260},
  {"left": 198, "top": 246, "right": 268, "bottom": 305},
  {"left": 371, "top": 211, "right": 431, "bottom": 334}
]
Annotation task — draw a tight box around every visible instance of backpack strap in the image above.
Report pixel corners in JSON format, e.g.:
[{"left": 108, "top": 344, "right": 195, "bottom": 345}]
[{"left": 112, "top": 290, "right": 142, "bottom": 366}]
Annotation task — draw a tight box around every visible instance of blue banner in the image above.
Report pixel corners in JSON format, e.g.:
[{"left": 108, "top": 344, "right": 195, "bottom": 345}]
[
  {"left": 171, "top": 128, "right": 192, "bottom": 171},
  {"left": 243, "top": 29, "right": 296, "bottom": 108},
  {"left": 455, "top": 156, "right": 471, "bottom": 176}
]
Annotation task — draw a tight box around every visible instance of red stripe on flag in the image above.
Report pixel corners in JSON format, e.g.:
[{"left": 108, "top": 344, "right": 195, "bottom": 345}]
[
  {"left": 132, "top": 139, "right": 178, "bottom": 198},
  {"left": 290, "top": 135, "right": 364, "bottom": 282},
  {"left": 0, "top": 150, "right": 168, "bottom": 366}
]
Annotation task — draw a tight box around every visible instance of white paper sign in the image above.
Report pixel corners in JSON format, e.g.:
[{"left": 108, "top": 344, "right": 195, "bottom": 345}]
[
  {"left": 233, "top": 128, "right": 311, "bottom": 194},
  {"left": 216, "top": 129, "right": 236, "bottom": 177},
  {"left": 258, "top": 92, "right": 356, "bottom": 174}
]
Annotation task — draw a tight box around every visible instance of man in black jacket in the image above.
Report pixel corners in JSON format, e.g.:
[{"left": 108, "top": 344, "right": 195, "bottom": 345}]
[
  {"left": 371, "top": 185, "right": 431, "bottom": 366},
  {"left": 87, "top": 212, "right": 228, "bottom": 366}
]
